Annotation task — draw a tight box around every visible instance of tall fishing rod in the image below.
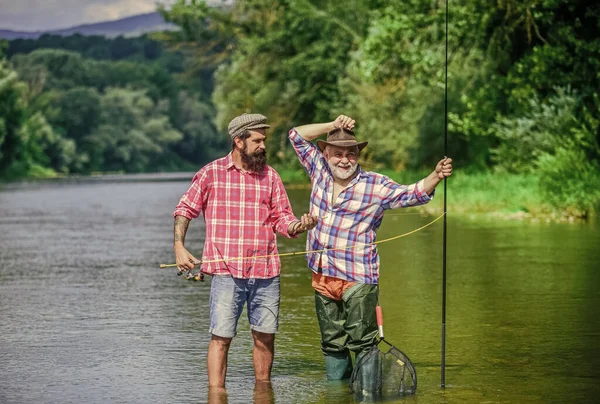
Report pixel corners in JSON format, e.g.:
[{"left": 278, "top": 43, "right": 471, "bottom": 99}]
[{"left": 441, "top": 0, "right": 449, "bottom": 389}]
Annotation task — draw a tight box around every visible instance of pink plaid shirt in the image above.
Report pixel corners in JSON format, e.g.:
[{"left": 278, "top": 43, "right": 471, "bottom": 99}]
[{"left": 173, "top": 153, "right": 298, "bottom": 279}]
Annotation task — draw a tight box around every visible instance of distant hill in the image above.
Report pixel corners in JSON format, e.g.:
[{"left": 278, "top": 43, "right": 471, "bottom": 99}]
[{"left": 0, "top": 12, "right": 178, "bottom": 40}]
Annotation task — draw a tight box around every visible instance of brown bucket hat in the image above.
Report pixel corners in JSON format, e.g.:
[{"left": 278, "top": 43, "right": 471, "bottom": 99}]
[
  {"left": 228, "top": 113, "right": 271, "bottom": 140},
  {"left": 317, "top": 128, "right": 368, "bottom": 152}
]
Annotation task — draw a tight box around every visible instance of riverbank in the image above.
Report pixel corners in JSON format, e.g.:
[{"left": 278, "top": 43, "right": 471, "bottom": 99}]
[
  {"left": 278, "top": 168, "right": 597, "bottom": 222},
  {"left": 2, "top": 168, "right": 596, "bottom": 222}
]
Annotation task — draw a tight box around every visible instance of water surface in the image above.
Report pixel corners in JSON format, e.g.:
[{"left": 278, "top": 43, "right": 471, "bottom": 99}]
[{"left": 0, "top": 176, "right": 598, "bottom": 403}]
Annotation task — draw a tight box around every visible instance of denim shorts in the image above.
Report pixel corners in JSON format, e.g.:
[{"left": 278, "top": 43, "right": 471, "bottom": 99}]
[{"left": 209, "top": 275, "right": 280, "bottom": 338}]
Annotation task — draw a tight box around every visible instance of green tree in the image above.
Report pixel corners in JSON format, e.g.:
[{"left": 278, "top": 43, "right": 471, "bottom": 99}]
[
  {"left": 85, "top": 88, "right": 183, "bottom": 172},
  {"left": 52, "top": 87, "right": 102, "bottom": 142},
  {"left": 0, "top": 56, "right": 59, "bottom": 178},
  {"left": 161, "top": 0, "right": 376, "bottom": 162},
  {"left": 11, "top": 49, "right": 91, "bottom": 90},
  {"left": 7, "top": 34, "right": 166, "bottom": 63},
  {"left": 171, "top": 90, "right": 225, "bottom": 165}
]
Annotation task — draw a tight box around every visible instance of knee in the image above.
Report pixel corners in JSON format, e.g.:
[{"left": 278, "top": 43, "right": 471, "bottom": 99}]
[
  {"left": 210, "top": 334, "right": 232, "bottom": 350},
  {"left": 252, "top": 331, "right": 274, "bottom": 348}
]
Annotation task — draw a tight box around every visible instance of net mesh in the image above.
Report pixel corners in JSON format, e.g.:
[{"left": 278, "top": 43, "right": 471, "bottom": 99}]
[{"left": 350, "top": 340, "right": 417, "bottom": 399}]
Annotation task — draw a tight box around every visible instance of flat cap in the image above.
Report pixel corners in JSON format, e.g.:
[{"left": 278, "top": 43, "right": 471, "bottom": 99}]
[{"left": 227, "top": 113, "right": 271, "bottom": 140}]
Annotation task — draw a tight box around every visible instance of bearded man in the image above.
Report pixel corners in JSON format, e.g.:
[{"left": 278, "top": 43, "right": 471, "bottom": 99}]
[
  {"left": 173, "top": 113, "right": 317, "bottom": 387},
  {"left": 288, "top": 115, "right": 452, "bottom": 380}
]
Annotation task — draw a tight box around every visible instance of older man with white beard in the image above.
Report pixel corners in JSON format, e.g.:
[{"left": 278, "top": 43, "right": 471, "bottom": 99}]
[{"left": 288, "top": 115, "right": 453, "bottom": 381}]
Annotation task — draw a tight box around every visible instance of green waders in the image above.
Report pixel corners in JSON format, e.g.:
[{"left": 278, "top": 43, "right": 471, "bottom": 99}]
[{"left": 315, "top": 283, "right": 378, "bottom": 380}]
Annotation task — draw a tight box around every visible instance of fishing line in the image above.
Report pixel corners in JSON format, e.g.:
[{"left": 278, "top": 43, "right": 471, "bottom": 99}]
[
  {"left": 160, "top": 212, "right": 445, "bottom": 268},
  {"left": 381, "top": 211, "right": 430, "bottom": 217}
]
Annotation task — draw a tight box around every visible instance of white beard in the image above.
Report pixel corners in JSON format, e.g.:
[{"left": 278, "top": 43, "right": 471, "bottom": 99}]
[{"left": 328, "top": 161, "right": 358, "bottom": 180}]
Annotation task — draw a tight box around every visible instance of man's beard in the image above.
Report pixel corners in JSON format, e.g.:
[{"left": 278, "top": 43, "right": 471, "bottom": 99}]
[
  {"left": 241, "top": 144, "right": 267, "bottom": 172},
  {"left": 328, "top": 160, "right": 358, "bottom": 180}
]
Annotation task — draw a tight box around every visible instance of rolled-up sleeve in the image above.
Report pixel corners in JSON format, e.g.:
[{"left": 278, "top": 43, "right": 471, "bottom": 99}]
[
  {"left": 270, "top": 172, "right": 299, "bottom": 239},
  {"left": 288, "top": 128, "right": 324, "bottom": 178},
  {"left": 380, "top": 177, "right": 434, "bottom": 210},
  {"left": 173, "top": 170, "right": 208, "bottom": 220}
]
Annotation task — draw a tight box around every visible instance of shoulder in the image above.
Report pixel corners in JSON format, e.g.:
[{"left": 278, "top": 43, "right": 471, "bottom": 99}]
[
  {"left": 357, "top": 168, "right": 387, "bottom": 184},
  {"left": 358, "top": 170, "right": 402, "bottom": 192},
  {"left": 264, "top": 164, "right": 283, "bottom": 181},
  {"left": 211, "top": 155, "right": 231, "bottom": 168},
  {"left": 205, "top": 155, "right": 231, "bottom": 172},
  {"left": 193, "top": 156, "right": 228, "bottom": 181}
]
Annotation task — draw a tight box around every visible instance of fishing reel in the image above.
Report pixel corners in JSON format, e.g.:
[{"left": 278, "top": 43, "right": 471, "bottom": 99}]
[{"left": 177, "top": 268, "right": 205, "bottom": 282}]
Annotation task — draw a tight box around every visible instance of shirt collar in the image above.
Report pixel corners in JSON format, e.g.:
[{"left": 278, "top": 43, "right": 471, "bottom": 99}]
[
  {"left": 348, "top": 166, "right": 364, "bottom": 186},
  {"left": 225, "top": 152, "right": 237, "bottom": 171}
]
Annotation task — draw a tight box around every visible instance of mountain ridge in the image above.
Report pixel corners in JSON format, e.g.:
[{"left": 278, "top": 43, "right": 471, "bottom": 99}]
[{"left": 0, "top": 12, "right": 177, "bottom": 40}]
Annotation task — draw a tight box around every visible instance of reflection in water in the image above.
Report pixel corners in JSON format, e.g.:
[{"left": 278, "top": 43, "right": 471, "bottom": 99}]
[
  {"left": 206, "top": 382, "right": 274, "bottom": 404},
  {"left": 208, "top": 386, "right": 228, "bottom": 404},
  {"left": 0, "top": 180, "right": 598, "bottom": 403},
  {"left": 253, "top": 381, "right": 275, "bottom": 404}
]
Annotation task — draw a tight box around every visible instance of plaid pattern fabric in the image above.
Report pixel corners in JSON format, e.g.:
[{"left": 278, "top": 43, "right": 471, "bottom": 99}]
[
  {"left": 174, "top": 153, "right": 297, "bottom": 279},
  {"left": 289, "top": 128, "right": 433, "bottom": 284}
]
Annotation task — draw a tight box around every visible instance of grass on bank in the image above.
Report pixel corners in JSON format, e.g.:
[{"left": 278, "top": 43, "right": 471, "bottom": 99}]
[
  {"left": 2, "top": 165, "right": 596, "bottom": 222},
  {"left": 277, "top": 168, "right": 596, "bottom": 222}
]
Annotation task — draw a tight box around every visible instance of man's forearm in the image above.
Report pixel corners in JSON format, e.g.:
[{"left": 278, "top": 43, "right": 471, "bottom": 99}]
[
  {"left": 294, "top": 122, "right": 336, "bottom": 141},
  {"left": 422, "top": 171, "right": 442, "bottom": 195},
  {"left": 174, "top": 215, "right": 190, "bottom": 249}
]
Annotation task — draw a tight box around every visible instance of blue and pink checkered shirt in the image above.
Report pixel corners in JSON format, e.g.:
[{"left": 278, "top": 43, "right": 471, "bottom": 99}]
[{"left": 289, "top": 128, "right": 434, "bottom": 284}]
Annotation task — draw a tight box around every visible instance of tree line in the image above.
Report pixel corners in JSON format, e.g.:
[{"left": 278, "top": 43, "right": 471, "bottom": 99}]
[
  {"left": 157, "top": 0, "right": 600, "bottom": 215},
  {"left": 0, "top": 33, "right": 225, "bottom": 178},
  {"left": 0, "top": 0, "right": 598, "bottom": 215}
]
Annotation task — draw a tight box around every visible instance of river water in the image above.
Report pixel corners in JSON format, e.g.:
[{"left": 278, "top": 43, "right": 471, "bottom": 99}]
[{"left": 0, "top": 175, "right": 598, "bottom": 404}]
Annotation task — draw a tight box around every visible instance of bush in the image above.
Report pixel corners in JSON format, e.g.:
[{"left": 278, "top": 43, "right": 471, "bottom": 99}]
[
  {"left": 491, "top": 88, "right": 579, "bottom": 173},
  {"left": 538, "top": 147, "right": 600, "bottom": 217},
  {"left": 491, "top": 88, "right": 600, "bottom": 216}
]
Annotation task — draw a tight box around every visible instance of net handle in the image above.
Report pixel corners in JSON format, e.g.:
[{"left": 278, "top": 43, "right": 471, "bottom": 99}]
[{"left": 376, "top": 305, "right": 384, "bottom": 339}]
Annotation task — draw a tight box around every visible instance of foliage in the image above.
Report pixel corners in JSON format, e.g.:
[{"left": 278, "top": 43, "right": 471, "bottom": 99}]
[
  {"left": 7, "top": 34, "right": 168, "bottom": 63},
  {"left": 85, "top": 88, "right": 183, "bottom": 173},
  {"left": 170, "top": 91, "right": 226, "bottom": 165},
  {"left": 1, "top": 34, "right": 224, "bottom": 179},
  {"left": 492, "top": 88, "right": 581, "bottom": 173},
  {"left": 1, "top": 0, "right": 599, "bottom": 217},
  {"left": 0, "top": 57, "right": 60, "bottom": 178},
  {"left": 538, "top": 147, "right": 600, "bottom": 216}
]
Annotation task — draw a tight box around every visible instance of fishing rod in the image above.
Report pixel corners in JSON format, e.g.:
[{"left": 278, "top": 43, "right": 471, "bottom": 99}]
[
  {"left": 441, "top": 0, "right": 449, "bottom": 389},
  {"left": 159, "top": 213, "right": 446, "bottom": 278}
]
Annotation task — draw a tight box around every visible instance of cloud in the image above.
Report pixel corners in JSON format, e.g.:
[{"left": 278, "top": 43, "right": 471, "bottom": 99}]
[
  {"left": 84, "top": 0, "right": 160, "bottom": 22},
  {"left": 0, "top": 0, "right": 175, "bottom": 31}
]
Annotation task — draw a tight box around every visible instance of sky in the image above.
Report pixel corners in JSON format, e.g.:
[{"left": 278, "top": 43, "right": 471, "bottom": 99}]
[{"left": 0, "top": 0, "right": 178, "bottom": 31}]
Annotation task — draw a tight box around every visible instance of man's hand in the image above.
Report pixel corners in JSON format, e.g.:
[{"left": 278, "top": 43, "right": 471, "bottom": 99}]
[
  {"left": 332, "top": 115, "right": 355, "bottom": 131},
  {"left": 435, "top": 157, "right": 453, "bottom": 180},
  {"left": 174, "top": 245, "right": 200, "bottom": 272},
  {"left": 423, "top": 157, "right": 454, "bottom": 194},
  {"left": 289, "top": 213, "right": 318, "bottom": 235},
  {"left": 298, "top": 213, "right": 318, "bottom": 231}
]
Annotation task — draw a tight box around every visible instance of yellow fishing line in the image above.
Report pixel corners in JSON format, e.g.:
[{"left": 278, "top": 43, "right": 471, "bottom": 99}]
[{"left": 160, "top": 213, "right": 445, "bottom": 268}]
